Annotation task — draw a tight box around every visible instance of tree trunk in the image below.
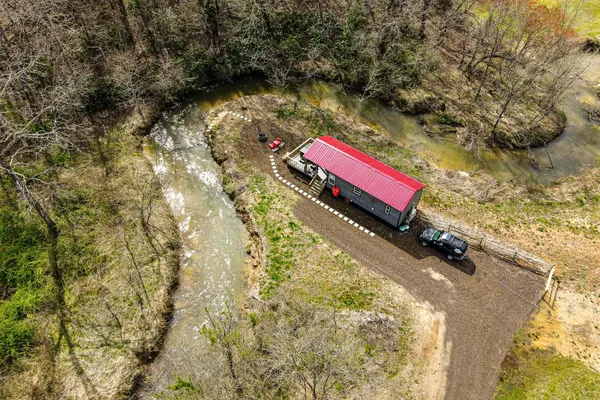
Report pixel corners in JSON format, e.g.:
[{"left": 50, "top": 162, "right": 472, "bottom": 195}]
[
  {"left": 492, "top": 89, "right": 515, "bottom": 132},
  {"left": 419, "top": 0, "right": 431, "bottom": 40},
  {"left": 204, "top": 0, "right": 222, "bottom": 52},
  {"left": 226, "top": 347, "right": 243, "bottom": 395},
  {"left": 112, "top": 0, "right": 135, "bottom": 47},
  {"left": 138, "top": 0, "right": 160, "bottom": 54},
  {"left": 1, "top": 157, "right": 70, "bottom": 349}
]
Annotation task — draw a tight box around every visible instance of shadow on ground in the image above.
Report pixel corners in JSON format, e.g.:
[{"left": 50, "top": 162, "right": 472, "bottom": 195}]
[{"left": 297, "top": 173, "right": 478, "bottom": 276}]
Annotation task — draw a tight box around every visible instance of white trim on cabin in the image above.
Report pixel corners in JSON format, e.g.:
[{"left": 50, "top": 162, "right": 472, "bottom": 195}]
[{"left": 328, "top": 173, "right": 336, "bottom": 186}]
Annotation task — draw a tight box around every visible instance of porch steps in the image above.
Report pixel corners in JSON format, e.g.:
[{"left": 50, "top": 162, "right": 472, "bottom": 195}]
[{"left": 309, "top": 178, "right": 326, "bottom": 197}]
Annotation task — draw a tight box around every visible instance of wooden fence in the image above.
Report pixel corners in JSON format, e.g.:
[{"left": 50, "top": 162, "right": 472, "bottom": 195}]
[{"left": 418, "top": 214, "right": 552, "bottom": 277}]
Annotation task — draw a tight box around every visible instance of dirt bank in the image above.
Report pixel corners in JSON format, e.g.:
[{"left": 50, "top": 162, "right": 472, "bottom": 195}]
[{"left": 204, "top": 100, "right": 448, "bottom": 399}]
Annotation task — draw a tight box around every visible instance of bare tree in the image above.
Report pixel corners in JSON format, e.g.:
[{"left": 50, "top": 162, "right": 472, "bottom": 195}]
[
  {"left": 447, "top": 0, "right": 584, "bottom": 143},
  {"left": 201, "top": 306, "right": 244, "bottom": 396},
  {"left": 266, "top": 302, "right": 368, "bottom": 400},
  {"left": 197, "top": 297, "right": 381, "bottom": 400}
]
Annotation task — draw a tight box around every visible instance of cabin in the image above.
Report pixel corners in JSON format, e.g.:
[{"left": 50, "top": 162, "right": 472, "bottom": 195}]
[{"left": 284, "top": 136, "right": 425, "bottom": 229}]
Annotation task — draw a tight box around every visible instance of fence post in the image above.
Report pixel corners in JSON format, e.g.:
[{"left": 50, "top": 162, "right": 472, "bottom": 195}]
[{"left": 545, "top": 267, "right": 555, "bottom": 292}]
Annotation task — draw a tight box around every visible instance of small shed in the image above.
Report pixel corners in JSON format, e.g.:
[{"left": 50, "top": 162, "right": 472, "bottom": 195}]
[{"left": 303, "top": 136, "right": 425, "bottom": 228}]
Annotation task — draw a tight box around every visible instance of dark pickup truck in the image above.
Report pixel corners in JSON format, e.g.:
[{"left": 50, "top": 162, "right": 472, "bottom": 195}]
[{"left": 420, "top": 228, "right": 468, "bottom": 261}]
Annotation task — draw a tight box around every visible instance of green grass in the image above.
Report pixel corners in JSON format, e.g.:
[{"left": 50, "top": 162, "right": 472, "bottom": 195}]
[
  {"left": 274, "top": 104, "right": 341, "bottom": 137},
  {"left": 250, "top": 178, "right": 300, "bottom": 298},
  {"left": 496, "top": 348, "right": 600, "bottom": 400},
  {"left": 0, "top": 288, "right": 43, "bottom": 367},
  {"left": 539, "top": 0, "right": 600, "bottom": 37},
  {"left": 0, "top": 202, "right": 50, "bottom": 368},
  {"left": 249, "top": 176, "right": 376, "bottom": 310}
]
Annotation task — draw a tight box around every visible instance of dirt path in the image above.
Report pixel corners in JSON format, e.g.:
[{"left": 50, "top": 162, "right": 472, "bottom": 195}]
[
  {"left": 268, "top": 155, "right": 544, "bottom": 400},
  {"left": 209, "top": 99, "right": 545, "bottom": 399}
]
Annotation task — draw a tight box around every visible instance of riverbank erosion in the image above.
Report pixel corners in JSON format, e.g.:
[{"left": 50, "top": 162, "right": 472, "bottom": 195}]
[
  {"left": 0, "top": 109, "right": 181, "bottom": 399},
  {"left": 197, "top": 99, "right": 447, "bottom": 399}
]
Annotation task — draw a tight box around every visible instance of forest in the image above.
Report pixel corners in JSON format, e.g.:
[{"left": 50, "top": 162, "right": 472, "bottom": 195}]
[{"left": 0, "top": 0, "right": 594, "bottom": 398}]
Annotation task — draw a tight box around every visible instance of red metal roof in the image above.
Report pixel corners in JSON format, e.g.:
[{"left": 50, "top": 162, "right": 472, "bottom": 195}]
[{"left": 303, "top": 136, "right": 425, "bottom": 211}]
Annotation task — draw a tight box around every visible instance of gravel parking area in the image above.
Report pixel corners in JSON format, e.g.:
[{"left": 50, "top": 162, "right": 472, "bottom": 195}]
[
  {"left": 225, "top": 109, "right": 544, "bottom": 400},
  {"left": 270, "top": 154, "right": 544, "bottom": 400}
]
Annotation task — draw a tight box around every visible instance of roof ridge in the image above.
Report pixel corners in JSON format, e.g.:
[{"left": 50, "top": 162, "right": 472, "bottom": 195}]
[{"left": 318, "top": 137, "right": 422, "bottom": 191}]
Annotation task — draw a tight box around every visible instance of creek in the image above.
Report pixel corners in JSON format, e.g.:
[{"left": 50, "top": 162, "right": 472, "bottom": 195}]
[
  {"left": 139, "top": 103, "right": 248, "bottom": 397},
  {"left": 188, "top": 54, "right": 600, "bottom": 184},
  {"left": 137, "top": 53, "right": 600, "bottom": 397}
]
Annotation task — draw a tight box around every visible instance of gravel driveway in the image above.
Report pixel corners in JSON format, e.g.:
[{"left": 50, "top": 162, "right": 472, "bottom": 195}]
[{"left": 272, "top": 158, "right": 544, "bottom": 400}]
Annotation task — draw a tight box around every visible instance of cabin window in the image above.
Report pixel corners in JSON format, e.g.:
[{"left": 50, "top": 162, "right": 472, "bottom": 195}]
[
  {"left": 353, "top": 187, "right": 362, "bottom": 196},
  {"left": 328, "top": 174, "right": 336, "bottom": 186},
  {"left": 385, "top": 205, "right": 391, "bottom": 214}
]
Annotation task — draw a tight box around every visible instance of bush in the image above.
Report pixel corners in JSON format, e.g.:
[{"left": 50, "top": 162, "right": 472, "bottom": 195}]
[
  {"left": 85, "top": 77, "right": 125, "bottom": 112},
  {"left": 182, "top": 47, "right": 214, "bottom": 90}
]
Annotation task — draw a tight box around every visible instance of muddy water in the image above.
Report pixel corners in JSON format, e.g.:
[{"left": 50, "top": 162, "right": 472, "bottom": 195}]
[
  {"left": 189, "top": 55, "right": 600, "bottom": 184},
  {"left": 536, "top": 54, "right": 600, "bottom": 180},
  {"left": 136, "top": 53, "right": 599, "bottom": 396},
  {"left": 139, "top": 104, "right": 248, "bottom": 397}
]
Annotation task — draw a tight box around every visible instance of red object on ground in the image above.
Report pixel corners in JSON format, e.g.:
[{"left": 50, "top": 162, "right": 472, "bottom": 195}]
[
  {"left": 332, "top": 186, "right": 340, "bottom": 197},
  {"left": 269, "top": 137, "right": 283, "bottom": 150},
  {"left": 303, "top": 135, "right": 425, "bottom": 211}
]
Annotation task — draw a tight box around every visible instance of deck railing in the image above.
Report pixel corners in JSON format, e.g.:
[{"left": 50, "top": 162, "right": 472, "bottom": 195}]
[
  {"left": 287, "top": 157, "right": 306, "bottom": 173},
  {"left": 282, "top": 137, "right": 314, "bottom": 162}
]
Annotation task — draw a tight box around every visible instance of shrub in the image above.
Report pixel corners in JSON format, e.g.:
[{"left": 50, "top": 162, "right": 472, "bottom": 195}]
[{"left": 84, "top": 77, "right": 125, "bottom": 112}]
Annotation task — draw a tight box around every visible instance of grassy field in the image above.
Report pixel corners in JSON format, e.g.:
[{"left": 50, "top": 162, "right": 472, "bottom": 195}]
[
  {"left": 495, "top": 330, "right": 600, "bottom": 400},
  {"left": 540, "top": 0, "right": 600, "bottom": 37}
]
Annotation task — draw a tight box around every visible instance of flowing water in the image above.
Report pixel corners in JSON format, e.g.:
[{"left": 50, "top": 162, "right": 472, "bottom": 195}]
[
  {"left": 139, "top": 104, "right": 248, "bottom": 397},
  {"left": 137, "top": 53, "right": 599, "bottom": 397},
  {"left": 188, "top": 54, "right": 600, "bottom": 184}
]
